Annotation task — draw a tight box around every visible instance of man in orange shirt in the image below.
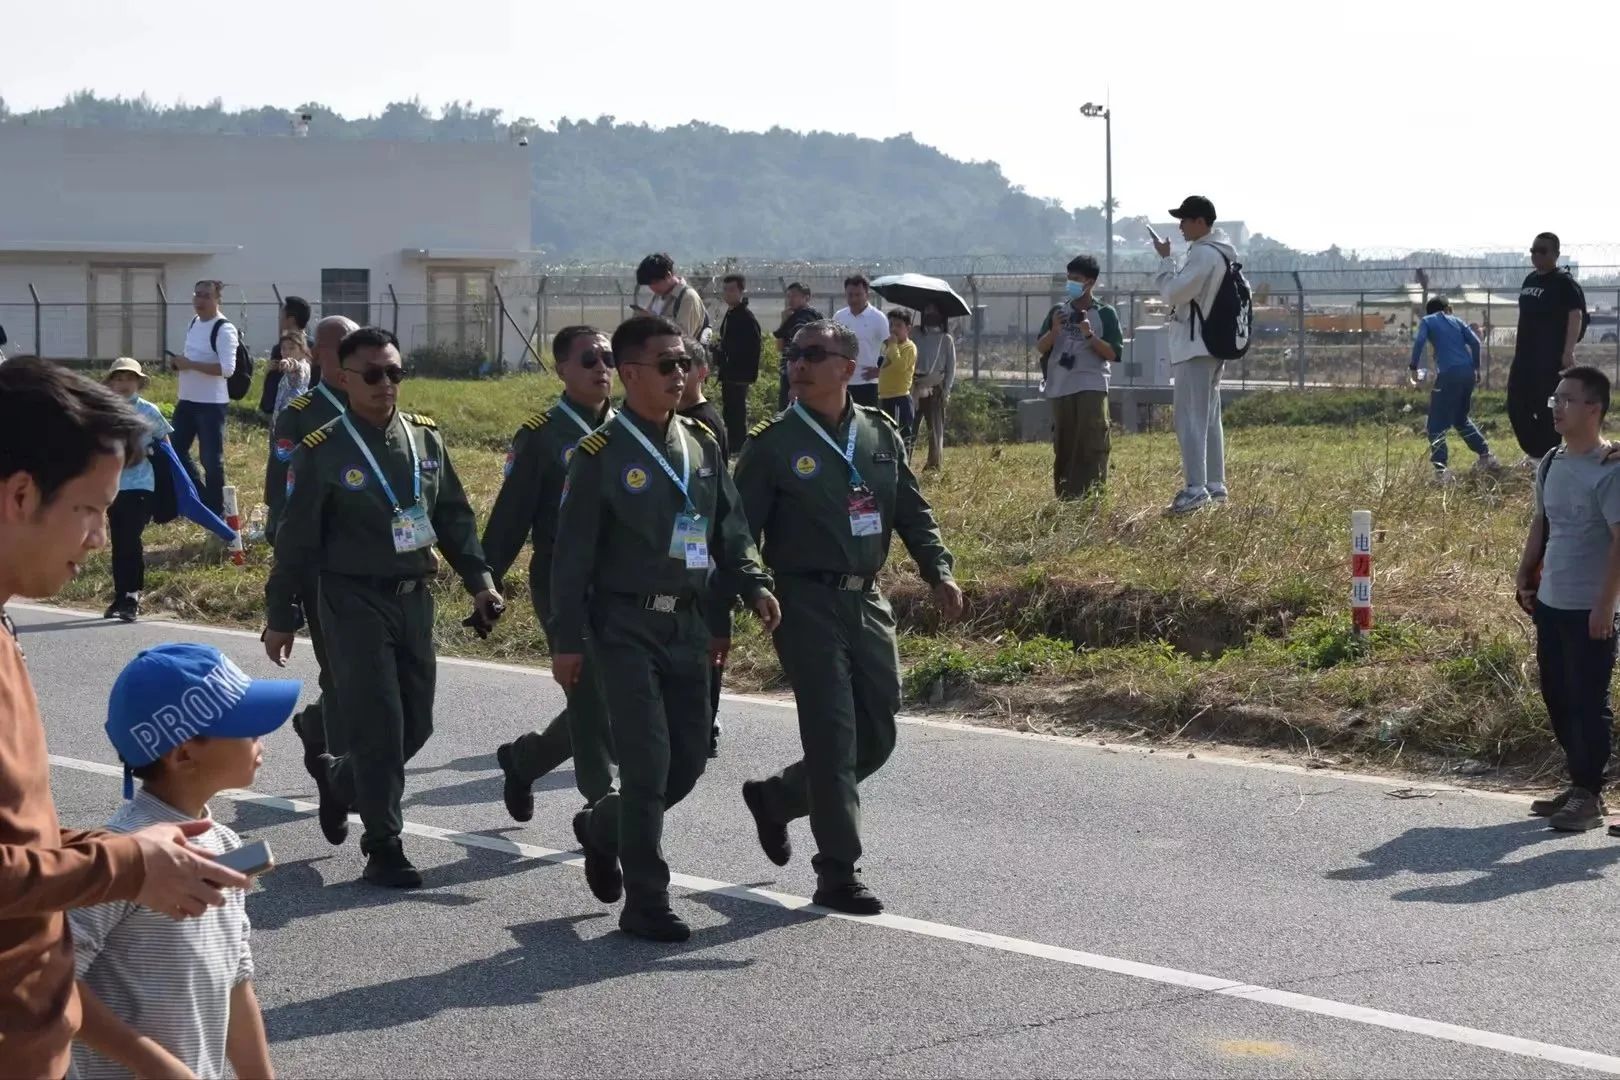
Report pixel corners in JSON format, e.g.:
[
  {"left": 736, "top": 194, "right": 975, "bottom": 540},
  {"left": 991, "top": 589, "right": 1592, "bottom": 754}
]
[{"left": 0, "top": 358, "right": 248, "bottom": 1078}]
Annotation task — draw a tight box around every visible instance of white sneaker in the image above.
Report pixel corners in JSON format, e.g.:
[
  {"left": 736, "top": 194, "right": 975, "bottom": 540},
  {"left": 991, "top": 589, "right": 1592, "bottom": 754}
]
[
  {"left": 1167, "top": 489, "right": 1212, "bottom": 515},
  {"left": 1474, "top": 453, "right": 1502, "bottom": 473},
  {"left": 1208, "top": 485, "right": 1230, "bottom": 503}
]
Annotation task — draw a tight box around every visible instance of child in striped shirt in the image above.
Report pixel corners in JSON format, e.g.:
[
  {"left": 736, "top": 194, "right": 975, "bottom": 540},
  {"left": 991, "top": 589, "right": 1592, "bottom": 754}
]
[{"left": 69, "top": 644, "right": 300, "bottom": 1080}]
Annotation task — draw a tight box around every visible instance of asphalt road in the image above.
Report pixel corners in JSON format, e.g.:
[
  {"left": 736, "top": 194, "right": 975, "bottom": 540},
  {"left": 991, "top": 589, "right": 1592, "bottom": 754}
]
[{"left": 17, "top": 600, "right": 1620, "bottom": 1079}]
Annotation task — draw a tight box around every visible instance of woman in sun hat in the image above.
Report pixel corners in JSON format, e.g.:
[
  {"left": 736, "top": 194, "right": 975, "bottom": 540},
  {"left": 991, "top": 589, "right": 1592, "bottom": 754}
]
[{"left": 101, "top": 357, "right": 173, "bottom": 622}]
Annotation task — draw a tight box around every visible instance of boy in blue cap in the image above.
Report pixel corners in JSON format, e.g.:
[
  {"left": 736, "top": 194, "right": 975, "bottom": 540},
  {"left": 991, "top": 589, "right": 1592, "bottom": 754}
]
[{"left": 69, "top": 643, "right": 299, "bottom": 1080}]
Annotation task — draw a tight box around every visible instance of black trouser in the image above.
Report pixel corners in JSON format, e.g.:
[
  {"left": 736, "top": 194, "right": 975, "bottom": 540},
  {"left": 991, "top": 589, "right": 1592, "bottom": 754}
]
[
  {"left": 849, "top": 384, "right": 880, "bottom": 408},
  {"left": 1535, "top": 602, "right": 1620, "bottom": 793},
  {"left": 107, "top": 490, "right": 152, "bottom": 599},
  {"left": 1507, "top": 355, "right": 1563, "bottom": 459},
  {"left": 721, "top": 382, "right": 752, "bottom": 452}
]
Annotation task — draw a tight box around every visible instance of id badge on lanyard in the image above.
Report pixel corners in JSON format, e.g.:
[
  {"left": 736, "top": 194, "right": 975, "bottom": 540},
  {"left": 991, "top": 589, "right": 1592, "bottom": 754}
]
[
  {"left": 616, "top": 413, "right": 710, "bottom": 568},
  {"left": 793, "top": 403, "right": 883, "bottom": 537},
  {"left": 344, "top": 416, "right": 436, "bottom": 553}
]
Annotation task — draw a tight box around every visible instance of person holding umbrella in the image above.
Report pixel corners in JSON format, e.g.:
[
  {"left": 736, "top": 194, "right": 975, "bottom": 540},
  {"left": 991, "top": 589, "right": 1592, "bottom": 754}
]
[{"left": 912, "top": 304, "right": 957, "bottom": 471}]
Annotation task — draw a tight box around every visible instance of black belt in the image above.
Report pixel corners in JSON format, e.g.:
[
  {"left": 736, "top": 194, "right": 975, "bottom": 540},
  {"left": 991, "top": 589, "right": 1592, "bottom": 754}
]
[
  {"left": 602, "top": 591, "right": 695, "bottom": 614},
  {"left": 782, "top": 571, "right": 876, "bottom": 593},
  {"left": 324, "top": 571, "right": 430, "bottom": 596}
]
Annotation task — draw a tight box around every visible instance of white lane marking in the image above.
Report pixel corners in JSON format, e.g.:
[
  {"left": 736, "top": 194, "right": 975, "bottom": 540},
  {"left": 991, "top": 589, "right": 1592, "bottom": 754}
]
[
  {"left": 12, "top": 600, "right": 1530, "bottom": 805},
  {"left": 48, "top": 754, "right": 1620, "bottom": 1076}
]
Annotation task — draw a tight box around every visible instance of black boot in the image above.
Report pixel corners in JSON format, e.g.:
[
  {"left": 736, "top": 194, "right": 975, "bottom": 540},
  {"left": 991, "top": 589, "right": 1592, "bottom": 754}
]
[
  {"left": 814, "top": 870, "right": 884, "bottom": 916},
  {"left": 313, "top": 754, "right": 350, "bottom": 846},
  {"left": 290, "top": 710, "right": 325, "bottom": 784},
  {"left": 362, "top": 837, "right": 423, "bottom": 889},
  {"left": 496, "top": 743, "right": 534, "bottom": 823},
  {"left": 620, "top": 904, "right": 690, "bottom": 943},
  {"left": 741, "top": 781, "right": 791, "bottom": 866},
  {"left": 572, "top": 810, "right": 623, "bottom": 903}
]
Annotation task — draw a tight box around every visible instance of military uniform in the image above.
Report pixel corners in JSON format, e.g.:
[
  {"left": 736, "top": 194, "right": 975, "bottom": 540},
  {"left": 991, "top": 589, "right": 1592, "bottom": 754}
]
[
  {"left": 481, "top": 395, "right": 617, "bottom": 803},
  {"left": 735, "top": 400, "right": 954, "bottom": 889},
  {"left": 263, "top": 384, "right": 347, "bottom": 760},
  {"left": 267, "top": 409, "right": 493, "bottom": 853},
  {"left": 551, "top": 409, "right": 771, "bottom": 918}
]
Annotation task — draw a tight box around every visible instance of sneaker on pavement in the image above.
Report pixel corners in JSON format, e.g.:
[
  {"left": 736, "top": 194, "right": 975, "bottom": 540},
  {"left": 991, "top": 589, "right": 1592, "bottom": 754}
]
[
  {"left": 1530, "top": 787, "right": 1573, "bottom": 817},
  {"left": 362, "top": 838, "right": 423, "bottom": 889},
  {"left": 1548, "top": 787, "right": 1605, "bottom": 832},
  {"left": 573, "top": 809, "right": 623, "bottom": 903},
  {"left": 313, "top": 753, "right": 350, "bottom": 846},
  {"left": 1166, "top": 489, "right": 1211, "bottom": 516},
  {"left": 742, "top": 780, "right": 791, "bottom": 866},
  {"left": 620, "top": 905, "right": 691, "bottom": 943},
  {"left": 813, "top": 873, "right": 885, "bottom": 916},
  {"left": 496, "top": 742, "right": 534, "bottom": 823}
]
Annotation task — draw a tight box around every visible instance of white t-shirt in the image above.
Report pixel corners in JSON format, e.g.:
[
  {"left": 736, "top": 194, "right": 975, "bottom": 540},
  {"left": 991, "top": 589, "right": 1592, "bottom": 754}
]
[
  {"left": 835, "top": 304, "right": 891, "bottom": 387},
  {"left": 180, "top": 316, "right": 239, "bottom": 405}
]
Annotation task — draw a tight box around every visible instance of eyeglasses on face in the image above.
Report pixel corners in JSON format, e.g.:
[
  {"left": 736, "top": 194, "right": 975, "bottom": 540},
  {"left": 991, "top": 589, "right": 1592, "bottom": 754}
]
[
  {"left": 571, "top": 347, "right": 614, "bottom": 370},
  {"left": 1549, "top": 393, "right": 1593, "bottom": 408},
  {"left": 344, "top": 364, "right": 407, "bottom": 385},
  {"left": 625, "top": 355, "right": 692, "bottom": 376},
  {"left": 786, "top": 345, "right": 849, "bottom": 364}
]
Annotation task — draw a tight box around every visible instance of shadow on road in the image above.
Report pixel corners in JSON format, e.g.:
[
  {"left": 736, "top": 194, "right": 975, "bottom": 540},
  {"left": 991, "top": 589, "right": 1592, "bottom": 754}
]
[
  {"left": 1324, "top": 818, "right": 1620, "bottom": 902},
  {"left": 14, "top": 617, "right": 109, "bottom": 635},
  {"left": 261, "top": 890, "right": 805, "bottom": 1043},
  {"left": 406, "top": 754, "right": 498, "bottom": 777},
  {"left": 403, "top": 767, "right": 578, "bottom": 809}
]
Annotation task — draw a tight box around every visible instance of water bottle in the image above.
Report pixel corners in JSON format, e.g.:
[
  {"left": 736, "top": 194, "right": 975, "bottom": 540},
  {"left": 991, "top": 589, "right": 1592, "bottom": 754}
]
[{"left": 244, "top": 505, "right": 267, "bottom": 544}]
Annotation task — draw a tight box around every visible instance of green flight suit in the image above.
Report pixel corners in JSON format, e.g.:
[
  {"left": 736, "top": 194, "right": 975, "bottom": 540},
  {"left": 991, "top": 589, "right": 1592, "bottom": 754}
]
[
  {"left": 551, "top": 409, "right": 771, "bottom": 911},
  {"left": 480, "top": 395, "right": 617, "bottom": 803},
  {"left": 263, "top": 384, "right": 347, "bottom": 753},
  {"left": 267, "top": 409, "right": 494, "bottom": 848},
  {"left": 734, "top": 400, "right": 954, "bottom": 882}
]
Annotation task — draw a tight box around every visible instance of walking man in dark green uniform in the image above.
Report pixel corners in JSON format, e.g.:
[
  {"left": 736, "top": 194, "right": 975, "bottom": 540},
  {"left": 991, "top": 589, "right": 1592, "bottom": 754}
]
[
  {"left": 551, "top": 314, "right": 779, "bottom": 942},
  {"left": 262, "top": 314, "right": 357, "bottom": 781},
  {"left": 482, "top": 325, "right": 618, "bottom": 822},
  {"left": 736, "top": 319, "right": 962, "bottom": 915},
  {"left": 263, "top": 327, "right": 503, "bottom": 888}
]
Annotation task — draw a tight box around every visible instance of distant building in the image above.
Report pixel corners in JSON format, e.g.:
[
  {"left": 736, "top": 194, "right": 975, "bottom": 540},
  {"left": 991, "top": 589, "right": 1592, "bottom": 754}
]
[{"left": 0, "top": 126, "right": 539, "bottom": 367}]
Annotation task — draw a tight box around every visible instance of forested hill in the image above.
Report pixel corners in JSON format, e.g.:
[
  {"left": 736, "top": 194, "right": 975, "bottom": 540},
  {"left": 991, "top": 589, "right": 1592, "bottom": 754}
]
[{"left": 0, "top": 93, "right": 1080, "bottom": 259}]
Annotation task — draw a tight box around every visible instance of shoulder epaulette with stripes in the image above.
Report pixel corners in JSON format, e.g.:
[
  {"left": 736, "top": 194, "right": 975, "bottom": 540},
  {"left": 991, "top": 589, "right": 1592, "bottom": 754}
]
[
  {"left": 521, "top": 411, "right": 549, "bottom": 431},
  {"left": 301, "top": 428, "right": 329, "bottom": 449},
  {"left": 681, "top": 415, "right": 717, "bottom": 443},
  {"left": 402, "top": 413, "right": 437, "bottom": 429},
  {"left": 578, "top": 428, "right": 611, "bottom": 456},
  {"left": 746, "top": 414, "right": 784, "bottom": 440},
  {"left": 860, "top": 403, "right": 901, "bottom": 430},
  {"left": 286, "top": 392, "right": 313, "bottom": 412}
]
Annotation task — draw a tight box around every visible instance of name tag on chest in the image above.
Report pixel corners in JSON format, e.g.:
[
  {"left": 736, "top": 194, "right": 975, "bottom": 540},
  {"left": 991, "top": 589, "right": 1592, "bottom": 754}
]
[
  {"left": 848, "top": 488, "right": 883, "bottom": 536},
  {"left": 392, "top": 504, "right": 437, "bottom": 553}
]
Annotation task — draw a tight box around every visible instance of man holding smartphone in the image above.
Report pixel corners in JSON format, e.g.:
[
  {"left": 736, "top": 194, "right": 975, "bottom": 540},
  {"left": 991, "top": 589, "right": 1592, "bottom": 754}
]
[{"left": 1035, "top": 255, "right": 1123, "bottom": 498}]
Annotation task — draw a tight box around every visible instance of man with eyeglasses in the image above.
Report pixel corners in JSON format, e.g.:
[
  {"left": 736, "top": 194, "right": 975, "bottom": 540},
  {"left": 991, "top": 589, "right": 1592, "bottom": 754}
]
[
  {"left": 551, "top": 314, "right": 778, "bottom": 942},
  {"left": 262, "top": 314, "right": 358, "bottom": 783},
  {"left": 1509, "top": 233, "right": 1588, "bottom": 460},
  {"left": 262, "top": 327, "right": 503, "bottom": 888},
  {"left": 1515, "top": 366, "right": 1620, "bottom": 833},
  {"left": 735, "top": 320, "right": 963, "bottom": 915},
  {"left": 484, "top": 326, "right": 619, "bottom": 825}
]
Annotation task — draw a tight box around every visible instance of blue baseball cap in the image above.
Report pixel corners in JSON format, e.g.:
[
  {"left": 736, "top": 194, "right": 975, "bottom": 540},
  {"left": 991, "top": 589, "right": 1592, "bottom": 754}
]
[{"left": 106, "top": 643, "right": 302, "bottom": 798}]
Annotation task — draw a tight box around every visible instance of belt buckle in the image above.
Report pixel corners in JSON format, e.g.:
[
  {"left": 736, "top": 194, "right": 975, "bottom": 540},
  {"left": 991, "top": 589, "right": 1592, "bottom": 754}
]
[
  {"left": 648, "top": 594, "right": 678, "bottom": 614},
  {"left": 838, "top": 574, "right": 865, "bottom": 592}
]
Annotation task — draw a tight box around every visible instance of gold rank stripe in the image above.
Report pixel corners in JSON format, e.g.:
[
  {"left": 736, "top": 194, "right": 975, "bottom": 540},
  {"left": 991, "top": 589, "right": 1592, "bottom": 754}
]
[
  {"left": 286, "top": 393, "right": 312, "bottom": 411},
  {"left": 404, "top": 413, "right": 437, "bottom": 428},
  {"left": 301, "top": 428, "right": 329, "bottom": 448},
  {"left": 521, "top": 412, "right": 548, "bottom": 431},
  {"left": 746, "top": 416, "right": 780, "bottom": 439},
  {"left": 684, "top": 416, "right": 717, "bottom": 442},
  {"left": 577, "top": 430, "right": 610, "bottom": 456}
]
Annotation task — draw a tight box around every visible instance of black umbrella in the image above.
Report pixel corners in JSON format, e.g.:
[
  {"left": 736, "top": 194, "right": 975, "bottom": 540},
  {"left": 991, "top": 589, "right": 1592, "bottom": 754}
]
[{"left": 870, "top": 273, "right": 972, "bottom": 319}]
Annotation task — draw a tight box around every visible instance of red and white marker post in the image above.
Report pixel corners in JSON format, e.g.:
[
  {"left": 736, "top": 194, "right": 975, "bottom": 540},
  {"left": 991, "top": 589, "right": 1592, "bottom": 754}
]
[{"left": 1350, "top": 510, "right": 1373, "bottom": 637}]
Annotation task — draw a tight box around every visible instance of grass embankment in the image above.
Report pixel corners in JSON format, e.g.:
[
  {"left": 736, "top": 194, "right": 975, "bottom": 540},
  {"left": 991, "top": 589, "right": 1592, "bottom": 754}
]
[{"left": 65, "top": 371, "right": 1553, "bottom": 776}]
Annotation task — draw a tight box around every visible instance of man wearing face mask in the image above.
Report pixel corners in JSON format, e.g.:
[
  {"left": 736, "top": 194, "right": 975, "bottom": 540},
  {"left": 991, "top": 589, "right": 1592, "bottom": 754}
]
[{"left": 1035, "top": 255, "right": 1123, "bottom": 498}]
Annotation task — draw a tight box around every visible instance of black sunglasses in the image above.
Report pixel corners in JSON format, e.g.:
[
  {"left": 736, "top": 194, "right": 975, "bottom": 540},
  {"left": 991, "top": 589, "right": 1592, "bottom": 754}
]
[
  {"left": 786, "top": 345, "right": 849, "bottom": 364},
  {"left": 343, "top": 364, "right": 407, "bottom": 385},
  {"left": 573, "top": 347, "right": 614, "bottom": 370},
  {"left": 1531, "top": 246, "right": 1553, "bottom": 255},
  {"left": 626, "top": 356, "right": 692, "bottom": 376}
]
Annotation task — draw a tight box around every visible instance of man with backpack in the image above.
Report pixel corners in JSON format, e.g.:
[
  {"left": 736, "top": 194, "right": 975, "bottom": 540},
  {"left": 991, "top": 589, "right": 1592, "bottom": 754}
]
[
  {"left": 169, "top": 279, "right": 240, "bottom": 516},
  {"left": 635, "top": 253, "right": 710, "bottom": 341},
  {"left": 1509, "top": 232, "right": 1589, "bottom": 461},
  {"left": 1153, "top": 196, "right": 1241, "bottom": 515}
]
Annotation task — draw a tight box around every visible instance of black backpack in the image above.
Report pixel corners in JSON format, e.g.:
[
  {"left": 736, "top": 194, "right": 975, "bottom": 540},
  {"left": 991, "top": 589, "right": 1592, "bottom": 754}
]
[
  {"left": 193, "top": 316, "right": 254, "bottom": 400},
  {"left": 1190, "top": 251, "right": 1254, "bottom": 361},
  {"left": 1563, "top": 270, "right": 1591, "bottom": 343}
]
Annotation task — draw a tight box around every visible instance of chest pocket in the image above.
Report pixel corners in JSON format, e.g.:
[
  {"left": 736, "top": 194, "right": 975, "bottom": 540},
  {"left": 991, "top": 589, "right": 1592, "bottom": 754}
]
[{"left": 860, "top": 428, "right": 901, "bottom": 517}]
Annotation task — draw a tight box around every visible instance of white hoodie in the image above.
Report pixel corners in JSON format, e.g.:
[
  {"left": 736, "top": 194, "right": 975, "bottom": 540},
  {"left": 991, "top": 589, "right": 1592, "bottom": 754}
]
[{"left": 1153, "top": 228, "right": 1238, "bottom": 365}]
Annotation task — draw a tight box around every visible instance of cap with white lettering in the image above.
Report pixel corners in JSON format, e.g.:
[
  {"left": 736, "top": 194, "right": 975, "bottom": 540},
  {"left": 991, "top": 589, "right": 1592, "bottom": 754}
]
[{"left": 105, "top": 643, "right": 301, "bottom": 798}]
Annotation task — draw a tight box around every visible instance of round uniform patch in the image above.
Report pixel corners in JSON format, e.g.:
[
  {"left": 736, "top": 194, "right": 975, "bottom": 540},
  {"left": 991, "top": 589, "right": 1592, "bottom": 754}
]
[
  {"left": 792, "top": 452, "right": 821, "bottom": 479},
  {"left": 341, "top": 466, "right": 367, "bottom": 491},
  {"left": 562, "top": 442, "right": 578, "bottom": 466},
  {"left": 621, "top": 464, "right": 650, "bottom": 493},
  {"left": 503, "top": 449, "right": 516, "bottom": 478},
  {"left": 273, "top": 438, "right": 296, "bottom": 463}
]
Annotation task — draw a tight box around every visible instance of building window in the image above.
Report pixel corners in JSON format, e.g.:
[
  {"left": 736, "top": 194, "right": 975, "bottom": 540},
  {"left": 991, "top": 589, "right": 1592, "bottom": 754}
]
[
  {"left": 426, "top": 267, "right": 496, "bottom": 356},
  {"left": 88, "top": 265, "right": 165, "bottom": 361},
  {"left": 321, "top": 268, "right": 371, "bottom": 326}
]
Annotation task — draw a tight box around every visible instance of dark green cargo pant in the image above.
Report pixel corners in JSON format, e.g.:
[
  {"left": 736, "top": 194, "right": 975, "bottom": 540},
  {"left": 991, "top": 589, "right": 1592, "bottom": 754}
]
[
  {"left": 757, "top": 577, "right": 900, "bottom": 881},
  {"left": 581, "top": 597, "right": 711, "bottom": 911},
  {"left": 507, "top": 580, "right": 616, "bottom": 803},
  {"left": 319, "top": 574, "right": 437, "bottom": 847},
  {"left": 292, "top": 567, "right": 336, "bottom": 753}
]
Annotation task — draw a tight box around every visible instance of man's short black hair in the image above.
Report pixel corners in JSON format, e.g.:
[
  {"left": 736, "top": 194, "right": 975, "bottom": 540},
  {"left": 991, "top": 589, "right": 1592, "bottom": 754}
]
[
  {"left": 722, "top": 273, "right": 746, "bottom": 290},
  {"left": 794, "top": 319, "right": 860, "bottom": 361},
  {"left": 636, "top": 252, "right": 677, "bottom": 287},
  {"left": 1536, "top": 231, "right": 1562, "bottom": 254},
  {"left": 282, "top": 295, "right": 312, "bottom": 329},
  {"left": 0, "top": 358, "right": 147, "bottom": 505},
  {"left": 786, "top": 281, "right": 810, "bottom": 296},
  {"left": 552, "top": 325, "right": 601, "bottom": 364},
  {"left": 1561, "top": 364, "right": 1611, "bottom": 416},
  {"left": 611, "top": 314, "right": 684, "bottom": 363},
  {"left": 843, "top": 273, "right": 871, "bottom": 291},
  {"left": 194, "top": 279, "right": 224, "bottom": 297},
  {"left": 337, "top": 326, "right": 401, "bottom": 363},
  {"left": 684, "top": 336, "right": 710, "bottom": 369},
  {"left": 1426, "top": 296, "right": 1450, "bottom": 316},
  {"left": 1066, "top": 255, "right": 1101, "bottom": 280}
]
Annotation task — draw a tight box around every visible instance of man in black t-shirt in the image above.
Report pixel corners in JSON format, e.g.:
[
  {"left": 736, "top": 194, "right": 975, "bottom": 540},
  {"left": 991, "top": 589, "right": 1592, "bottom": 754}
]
[{"left": 1509, "top": 232, "right": 1586, "bottom": 458}]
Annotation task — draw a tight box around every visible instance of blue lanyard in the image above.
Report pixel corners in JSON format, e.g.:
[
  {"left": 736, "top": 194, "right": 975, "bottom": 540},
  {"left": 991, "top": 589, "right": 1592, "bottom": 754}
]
[
  {"left": 555, "top": 399, "right": 599, "bottom": 436},
  {"left": 615, "top": 413, "right": 691, "bottom": 509},
  {"left": 342, "top": 415, "right": 420, "bottom": 513},
  {"left": 316, "top": 383, "right": 345, "bottom": 413},
  {"left": 793, "top": 402, "right": 863, "bottom": 487}
]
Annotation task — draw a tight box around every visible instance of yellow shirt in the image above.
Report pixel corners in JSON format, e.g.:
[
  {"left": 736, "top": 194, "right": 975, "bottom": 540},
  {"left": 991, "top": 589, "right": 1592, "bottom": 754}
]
[{"left": 878, "top": 339, "right": 917, "bottom": 399}]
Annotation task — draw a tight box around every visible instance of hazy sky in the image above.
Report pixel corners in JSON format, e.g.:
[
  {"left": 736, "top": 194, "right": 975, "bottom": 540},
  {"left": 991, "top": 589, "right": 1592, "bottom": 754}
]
[{"left": 4, "top": 0, "right": 1610, "bottom": 255}]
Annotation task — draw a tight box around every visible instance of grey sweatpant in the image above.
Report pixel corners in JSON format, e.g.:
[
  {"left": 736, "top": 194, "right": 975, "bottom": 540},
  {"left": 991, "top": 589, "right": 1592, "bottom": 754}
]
[{"left": 1173, "top": 357, "right": 1226, "bottom": 495}]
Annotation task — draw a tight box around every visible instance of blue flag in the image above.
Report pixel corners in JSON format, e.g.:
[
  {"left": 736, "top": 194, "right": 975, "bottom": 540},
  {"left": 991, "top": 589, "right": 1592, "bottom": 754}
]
[{"left": 154, "top": 441, "right": 237, "bottom": 543}]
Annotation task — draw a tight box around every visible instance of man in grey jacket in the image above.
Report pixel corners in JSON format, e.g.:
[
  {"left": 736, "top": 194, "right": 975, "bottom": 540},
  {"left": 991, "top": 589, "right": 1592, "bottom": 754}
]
[{"left": 1153, "top": 196, "right": 1238, "bottom": 514}]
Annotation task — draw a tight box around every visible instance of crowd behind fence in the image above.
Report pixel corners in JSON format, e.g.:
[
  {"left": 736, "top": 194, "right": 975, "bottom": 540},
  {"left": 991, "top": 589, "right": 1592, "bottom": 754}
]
[{"left": 6, "top": 260, "right": 1620, "bottom": 390}]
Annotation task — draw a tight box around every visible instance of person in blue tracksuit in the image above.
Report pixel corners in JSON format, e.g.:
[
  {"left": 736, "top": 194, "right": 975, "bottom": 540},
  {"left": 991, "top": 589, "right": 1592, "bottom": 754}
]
[{"left": 1411, "top": 297, "right": 1500, "bottom": 481}]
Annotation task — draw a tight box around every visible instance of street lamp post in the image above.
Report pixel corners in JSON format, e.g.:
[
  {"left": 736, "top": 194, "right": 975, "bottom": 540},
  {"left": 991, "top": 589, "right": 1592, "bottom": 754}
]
[{"left": 1080, "top": 102, "right": 1112, "bottom": 287}]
